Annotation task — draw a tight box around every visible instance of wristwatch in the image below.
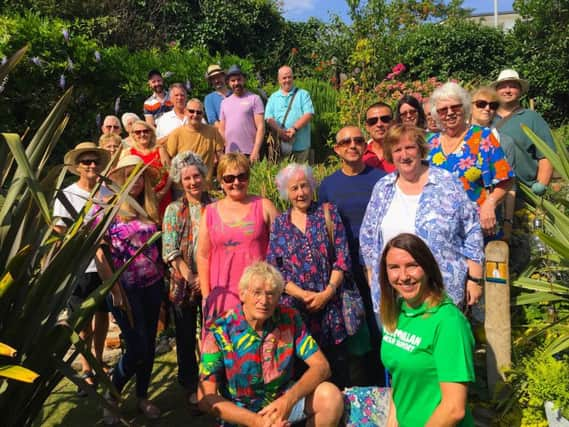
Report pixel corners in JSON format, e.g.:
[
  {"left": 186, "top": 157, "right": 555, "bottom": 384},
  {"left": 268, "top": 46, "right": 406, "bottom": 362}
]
[{"left": 467, "top": 274, "right": 482, "bottom": 285}]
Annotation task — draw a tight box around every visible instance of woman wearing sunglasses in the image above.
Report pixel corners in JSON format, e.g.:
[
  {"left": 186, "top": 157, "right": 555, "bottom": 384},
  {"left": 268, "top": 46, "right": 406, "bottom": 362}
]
[
  {"left": 360, "top": 124, "right": 484, "bottom": 320},
  {"left": 266, "top": 163, "right": 351, "bottom": 388},
  {"left": 125, "top": 120, "right": 172, "bottom": 218},
  {"left": 197, "top": 153, "right": 278, "bottom": 322},
  {"left": 427, "top": 82, "right": 514, "bottom": 240},
  {"left": 394, "top": 95, "right": 427, "bottom": 129}
]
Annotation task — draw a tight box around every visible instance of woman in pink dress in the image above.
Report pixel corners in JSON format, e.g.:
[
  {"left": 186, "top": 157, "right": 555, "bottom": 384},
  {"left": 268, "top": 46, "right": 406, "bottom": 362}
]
[
  {"left": 126, "top": 120, "right": 172, "bottom": 218},
  {"left": 197, "top": 153, "right": 278, "bottom": 321}
]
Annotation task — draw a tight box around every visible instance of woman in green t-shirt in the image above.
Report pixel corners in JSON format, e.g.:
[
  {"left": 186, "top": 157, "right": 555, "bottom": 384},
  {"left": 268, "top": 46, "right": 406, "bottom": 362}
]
[{"left": 379, "top": 233, "right": 475, "bottom": 427}]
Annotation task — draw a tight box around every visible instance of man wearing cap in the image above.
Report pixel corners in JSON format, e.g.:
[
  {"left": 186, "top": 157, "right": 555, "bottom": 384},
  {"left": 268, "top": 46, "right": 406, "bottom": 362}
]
[
  {"left": 101, "top": 115, "right": 122, "bottom": 137},
  {"left": 493, "top": 69, "right": 555, "bottom": 195},
  {"left": 204, "top": 65, "right": 231, "bottom": 128},
  {"left": 54, "top": 142, "right": 111, "bottom": 396},
  {"left": 144, "top": 69, "right": 173, "bottom": 127},
  {"left": 156, "top": 83, "right": 188, "bottom": 147},
  {"left": 265, "top": 66, "right": 314, "bottom": 163},
  {"left": 219, "top": 65, "right": 265, "bottom": 162},
  {"left": 166, "top": 98, "right": 225, "bottom": 187}
]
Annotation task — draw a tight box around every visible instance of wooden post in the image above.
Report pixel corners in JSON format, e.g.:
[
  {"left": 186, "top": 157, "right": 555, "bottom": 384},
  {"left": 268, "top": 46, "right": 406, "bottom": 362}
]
[{"left": 484, "top": 240, "right": 511, "bottom": 394}]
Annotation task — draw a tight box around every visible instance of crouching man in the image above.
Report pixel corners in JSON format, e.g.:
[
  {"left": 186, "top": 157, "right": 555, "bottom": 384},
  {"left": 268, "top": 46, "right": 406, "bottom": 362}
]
[{"left": 198, "top": 261, "right": 344, "bottom": 427}]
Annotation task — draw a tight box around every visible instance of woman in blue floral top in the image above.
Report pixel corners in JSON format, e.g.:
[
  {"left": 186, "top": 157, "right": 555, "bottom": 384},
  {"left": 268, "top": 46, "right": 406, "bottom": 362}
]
[
  {"left": 360, "top": 124, "right": 484, "bottom": 323},
  {"left": 267, "top": 163, "right": 351, "bottom": 388}
]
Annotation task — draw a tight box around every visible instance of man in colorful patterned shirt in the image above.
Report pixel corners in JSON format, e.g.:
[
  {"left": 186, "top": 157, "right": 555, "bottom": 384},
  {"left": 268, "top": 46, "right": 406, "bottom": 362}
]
[
  {"left": 144, "top": 69, "right": 173, "bottom": 127},
  {"left": 198, "top": 261, "right": 344, "bottom": 427}
]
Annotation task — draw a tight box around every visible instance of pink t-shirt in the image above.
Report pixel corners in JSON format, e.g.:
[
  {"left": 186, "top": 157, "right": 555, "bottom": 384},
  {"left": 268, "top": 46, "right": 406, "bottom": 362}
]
[
  {"left": 204, "top": 196, "right": 269, "bottom": 318},
  {"left": 220, "top": 91, "right": 264, "bottom": 154}
]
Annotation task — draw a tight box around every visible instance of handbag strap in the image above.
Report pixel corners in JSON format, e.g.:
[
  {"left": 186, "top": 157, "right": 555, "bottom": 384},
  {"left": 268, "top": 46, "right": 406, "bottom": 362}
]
[
  {"left": 322, "top": 202, "right": 336, "bottom": 261},
  {"left": 280, "top": 88, "right": 298, "bottom": 128}
]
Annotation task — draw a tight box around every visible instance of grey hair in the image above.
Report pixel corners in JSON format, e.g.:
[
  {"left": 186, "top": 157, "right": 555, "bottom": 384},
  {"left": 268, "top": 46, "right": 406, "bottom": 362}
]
[
  {"left": 121, "top": 112, "right": 141, "bottom": 129},
  {"left": 238, "top": 261, "right": 285, "bottom": 295},
  {"left": 275, "top": 163, "right": 316, "bottom": 200},
  {"left": 429, "top": 82, "right": 471, "bottom": 126},
  {"left": 169, "top": 151, "right": 208, "bottom": 184}
]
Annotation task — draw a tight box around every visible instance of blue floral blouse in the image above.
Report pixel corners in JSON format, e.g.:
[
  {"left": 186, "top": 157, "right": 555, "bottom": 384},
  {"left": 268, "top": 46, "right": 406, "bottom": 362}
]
[
  {"left": 360, "top": 166, "right": 484, "bottom": 314},
  {"left": 267, "top": 202, "right": 351, "bottom": 347}
]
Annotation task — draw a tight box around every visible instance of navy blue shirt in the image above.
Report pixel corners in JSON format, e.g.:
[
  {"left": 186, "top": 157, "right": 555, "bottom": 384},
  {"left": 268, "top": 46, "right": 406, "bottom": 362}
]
[{"left": 318, "top": 166, "right": 386, "bottom": 264}]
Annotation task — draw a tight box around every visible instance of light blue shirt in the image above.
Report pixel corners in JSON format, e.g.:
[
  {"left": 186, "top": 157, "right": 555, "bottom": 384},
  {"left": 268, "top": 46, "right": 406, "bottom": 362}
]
[
  {"left": 204, "top": 90, "right": 231, "bottom": 124},
  {"left": 265, "top": 87, "right": 314, "bottom": 151},
  {"left": 360, "top": 166, "right": 484, "bottom": 314}
]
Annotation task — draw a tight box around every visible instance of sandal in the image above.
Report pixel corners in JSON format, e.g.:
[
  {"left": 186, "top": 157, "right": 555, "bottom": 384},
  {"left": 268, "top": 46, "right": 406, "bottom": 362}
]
[
  {"left": 137, "top": 398, "right": 161, "bottom": 420},
  {"left": 77, "top": 371, "right": 97, "bottom": 397}
]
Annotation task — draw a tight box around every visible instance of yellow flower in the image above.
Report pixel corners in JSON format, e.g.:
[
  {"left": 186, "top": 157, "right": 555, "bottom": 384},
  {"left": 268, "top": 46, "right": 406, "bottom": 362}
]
[
  {"left": 431, "top": 152, "right": 446, "bottom": 166},
  {"left": 464, "top": 167, "right": 482, "bottom": 182}
]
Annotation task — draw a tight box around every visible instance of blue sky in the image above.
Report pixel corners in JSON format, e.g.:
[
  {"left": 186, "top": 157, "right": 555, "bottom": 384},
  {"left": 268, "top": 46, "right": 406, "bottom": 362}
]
[{"left": 282, "top": 0, "right": 515, "bottom": 22}]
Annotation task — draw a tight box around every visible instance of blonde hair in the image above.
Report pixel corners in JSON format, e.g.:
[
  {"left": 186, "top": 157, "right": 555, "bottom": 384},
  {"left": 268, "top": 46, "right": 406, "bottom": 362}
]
[
  {"left": 238, "top": 261, "right": 285, "bottom": 295},
  {"left": 216, "top": 153, "right": 250, "bottom": 183},
  {"left": 131, "top": 120, "right": 157, "bottom": 150},
  {"left": 471, "top": 86, "right": 499, "bottom": 102},
  {"left": 110, "top": 165, "right": 160, "bottom": 224},
  {"left": 383, "top": 124, "right": 429, "bottom": 164}
]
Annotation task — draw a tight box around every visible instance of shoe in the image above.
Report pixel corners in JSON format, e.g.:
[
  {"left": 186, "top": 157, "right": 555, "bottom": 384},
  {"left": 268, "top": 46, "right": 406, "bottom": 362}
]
[
  {"left": 138, "top": 398, "right": 161, "bottom": 420},
  {"left": 155, "top": 336, "right": 171, "bottom": 355},
  {"left": 187, "top": 392, "right": 204, "bottom": 416},
  {"left": 77, "top": 371, "right": 96, "bottom": 397},
  {"left": 102, "top": 395, "right": 119, "bottom": 425}
]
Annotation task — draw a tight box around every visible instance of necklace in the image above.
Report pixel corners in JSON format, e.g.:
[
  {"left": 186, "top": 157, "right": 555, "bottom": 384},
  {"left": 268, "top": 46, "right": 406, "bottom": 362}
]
[{"left": 441, "top": 129, "right": 467, "bottom": 155}]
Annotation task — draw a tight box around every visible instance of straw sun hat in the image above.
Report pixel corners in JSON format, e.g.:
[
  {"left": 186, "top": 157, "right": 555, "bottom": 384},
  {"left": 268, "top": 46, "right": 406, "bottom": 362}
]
[{"left": 64, "top": 142, "right": 111, "bottom": 175}]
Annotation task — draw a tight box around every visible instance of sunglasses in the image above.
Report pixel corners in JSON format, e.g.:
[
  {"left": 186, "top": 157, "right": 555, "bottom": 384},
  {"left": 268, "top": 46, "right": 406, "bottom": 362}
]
[
  {"left": 366, "top": 115, "right": 392, "bottom": 126},
  {"left": 473, "top": 100, "right": 499, "bottom": 110},
  {"left": 336, "top": 136, "right": 366, "bottom": 146},
  {"left": 436, "top": 103, "right": 463, "bottom": 117},
  {"left": 78, "top": 158, "right": 100, "bottom": 166},
  {"left": 221, "top": 172, "right": 249, "bottom": 184},
  {"left": 104, "top": 125, "right": 120, "bottom": 130},
  {"left": 400, "top": 109, "right": 417, "bottom": 118},
  {"left": 187, "top": 108, "right": 203, "bottom": 115},
  {"left": 133, "top": 129, "right": 150, "bottom": 136}
]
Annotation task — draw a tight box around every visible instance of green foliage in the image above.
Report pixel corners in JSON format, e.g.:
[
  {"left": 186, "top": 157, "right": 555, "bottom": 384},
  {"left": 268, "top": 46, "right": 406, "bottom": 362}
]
[
  {"left": 507, "top": 0, "right": 569, "bottom": 126},
  {"left": 503, "top": 345, "right": 569, "bottom": 426},
  {"left": 395, "top": 20, "right": 508, "bottom": 82}
]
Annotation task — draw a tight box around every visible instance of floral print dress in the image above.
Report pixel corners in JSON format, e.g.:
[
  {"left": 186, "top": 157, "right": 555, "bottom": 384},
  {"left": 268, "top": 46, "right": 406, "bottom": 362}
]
[
  {"left": 427, "top": 124, "right": 514, "bottom": 206},
  {"left": 267, "top": 202, "right": 351, "bottom": 347}
]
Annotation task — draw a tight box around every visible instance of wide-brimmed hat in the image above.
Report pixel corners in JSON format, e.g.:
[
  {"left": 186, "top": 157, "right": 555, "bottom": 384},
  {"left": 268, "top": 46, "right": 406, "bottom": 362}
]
[
  {"left": 64, "top": 142, "right": 111, "bottom": 175},
  {"left": 206, "top": 64, "right": 225, "bottom": 80},
  {"left": 492, "top": 69, "right": 529, "bottom": 94},
  {"left": 110, "top": 154, "right": 144, "bottom": 175},
  {"left": 226, "top": 64, "right": 245, "bottom": 79}
]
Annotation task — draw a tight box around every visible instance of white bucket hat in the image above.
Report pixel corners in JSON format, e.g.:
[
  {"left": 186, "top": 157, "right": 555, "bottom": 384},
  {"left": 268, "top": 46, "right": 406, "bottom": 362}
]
[{"left": 492, "top": 69, "right": 529, "bottom": 94}]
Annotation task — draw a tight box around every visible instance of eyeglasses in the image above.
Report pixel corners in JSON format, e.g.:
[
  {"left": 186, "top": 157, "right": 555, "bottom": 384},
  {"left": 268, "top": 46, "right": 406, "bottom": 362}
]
[
  {"left": 221, "top": 172, "right": 249, "bottom": 184},
  {"left": 436, "top": 104, "right": 463, "bottom": 117},
  {"left": 400, "top": 109, "right": 417, "bottom": 118},
  {"left": 366, "top": 115, "right": 392, "bottom": 126},
  {"left": 473, "top": 100, "right": 499, "bottom": 110},
  {"left": 336, "top": 136, "right": 366, "bottom": 146},
  {"left": 104, "top": 125, "right": 120, "bottom": 130},
  {"left": 78, "top": 158, "right": 100, "bottom": 166},
  {"left": 186, "top": 109, "right": 203, "bottom": 115},
  {"left": 133, "top": 129, "right": 150, "bottom": 136}
]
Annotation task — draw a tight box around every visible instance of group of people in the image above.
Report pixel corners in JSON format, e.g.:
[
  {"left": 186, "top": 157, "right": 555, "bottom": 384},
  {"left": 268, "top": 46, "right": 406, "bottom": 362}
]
[{"left": 53, "top": 64, "right": 556, "bottom": 426}]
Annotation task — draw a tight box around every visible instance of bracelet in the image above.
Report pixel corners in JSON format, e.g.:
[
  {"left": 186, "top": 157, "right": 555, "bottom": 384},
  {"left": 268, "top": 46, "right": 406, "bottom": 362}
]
[{"left": 467, "top": 274, "right": 483, "bottom": 285}]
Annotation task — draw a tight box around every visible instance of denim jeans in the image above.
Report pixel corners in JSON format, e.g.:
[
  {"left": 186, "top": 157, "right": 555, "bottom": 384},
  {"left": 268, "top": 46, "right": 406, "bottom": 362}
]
[
  {"left": 110, "top": 281, "right": 162, "bottom": 398},
  {"left": 172, "top": 303, "right": 200, "bottom": 392}
]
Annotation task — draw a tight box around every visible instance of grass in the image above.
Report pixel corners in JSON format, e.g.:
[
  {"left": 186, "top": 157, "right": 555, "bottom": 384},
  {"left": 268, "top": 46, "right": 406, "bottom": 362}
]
[{"left": 35, "top": 350, "right": 216, "bottom": 426}]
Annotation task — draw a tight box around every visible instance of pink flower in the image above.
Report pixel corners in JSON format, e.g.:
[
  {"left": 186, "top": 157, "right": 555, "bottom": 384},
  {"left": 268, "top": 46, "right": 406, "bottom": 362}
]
[{"left": 458, "top": 157, "right": 475, "bottom": 170}]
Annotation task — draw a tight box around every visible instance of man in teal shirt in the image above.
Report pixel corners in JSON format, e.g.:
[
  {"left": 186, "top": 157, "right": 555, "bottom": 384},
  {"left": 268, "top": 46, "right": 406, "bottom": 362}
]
[
  {"left": 265, "top": 66, "right": 314, "bottom": 163},
  {"left": 492, "top": 69, "right": 555, "bottom": 195}
]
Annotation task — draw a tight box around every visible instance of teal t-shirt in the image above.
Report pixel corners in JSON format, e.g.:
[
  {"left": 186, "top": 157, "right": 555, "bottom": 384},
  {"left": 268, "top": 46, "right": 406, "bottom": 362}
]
[
  {"left": 493, "top": 108, "right": 555, "bottom": 186},
  {"left": 264, "top": 87, "right": 315, "bottom": 152},
  {"left": 381, "top": 297, "right": 475, "bottom": 427}
]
